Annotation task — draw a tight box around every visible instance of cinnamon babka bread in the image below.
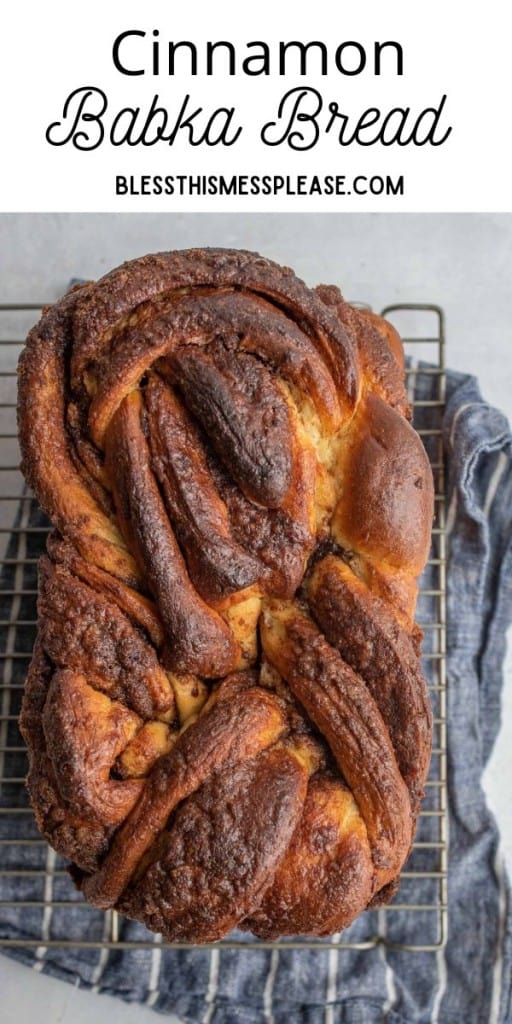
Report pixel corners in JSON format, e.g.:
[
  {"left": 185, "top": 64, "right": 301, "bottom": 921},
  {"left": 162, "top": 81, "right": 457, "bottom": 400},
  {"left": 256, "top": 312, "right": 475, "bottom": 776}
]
[{"left": 17, "top": 248, "right": 433, "bottom": 941}]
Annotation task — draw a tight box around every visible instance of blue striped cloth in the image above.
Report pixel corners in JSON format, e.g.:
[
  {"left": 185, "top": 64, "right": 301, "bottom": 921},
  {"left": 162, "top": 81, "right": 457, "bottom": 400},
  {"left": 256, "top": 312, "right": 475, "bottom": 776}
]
[{"left": 1, "top": 364, "right": 511, "bottom": 1023}]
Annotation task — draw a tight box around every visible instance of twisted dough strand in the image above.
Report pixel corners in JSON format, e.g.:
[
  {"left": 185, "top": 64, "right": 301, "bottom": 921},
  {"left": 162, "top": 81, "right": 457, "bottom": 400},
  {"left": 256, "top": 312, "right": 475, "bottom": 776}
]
[{"left": 18, "top": 248, "right": 433, "bottom": 940}]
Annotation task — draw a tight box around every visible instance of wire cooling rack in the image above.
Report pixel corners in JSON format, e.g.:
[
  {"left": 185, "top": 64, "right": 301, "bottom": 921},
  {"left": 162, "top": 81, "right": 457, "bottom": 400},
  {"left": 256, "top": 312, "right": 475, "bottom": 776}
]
[{"left": 0, "top": 301, "right": 447, "bottom": 954}]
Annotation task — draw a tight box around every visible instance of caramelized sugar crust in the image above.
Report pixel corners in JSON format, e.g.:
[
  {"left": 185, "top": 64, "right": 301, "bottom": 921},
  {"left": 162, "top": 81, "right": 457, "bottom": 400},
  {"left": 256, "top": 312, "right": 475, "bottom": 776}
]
[{"left": 18, "top": 248, "right": 433, "bottom": 941}]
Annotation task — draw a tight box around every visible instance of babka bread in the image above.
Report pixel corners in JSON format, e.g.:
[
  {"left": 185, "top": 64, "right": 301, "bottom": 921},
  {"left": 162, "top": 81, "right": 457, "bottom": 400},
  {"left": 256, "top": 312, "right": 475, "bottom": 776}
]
[{"left": 17, "top": 248, "right": 434, "bottom": 941}]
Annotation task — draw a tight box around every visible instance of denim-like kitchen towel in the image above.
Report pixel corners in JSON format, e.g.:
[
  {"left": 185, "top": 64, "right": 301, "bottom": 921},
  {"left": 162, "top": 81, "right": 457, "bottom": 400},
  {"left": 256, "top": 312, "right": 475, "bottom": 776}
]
[{"left": 1, "top": 363, "right": 511, "bottom": 1024}]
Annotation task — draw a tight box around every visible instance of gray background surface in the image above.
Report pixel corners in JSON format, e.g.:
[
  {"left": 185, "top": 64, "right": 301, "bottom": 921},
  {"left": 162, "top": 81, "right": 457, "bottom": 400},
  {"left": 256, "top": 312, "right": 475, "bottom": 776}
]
[{"left": 1, "top": 212, "right": 511, "bottom": 1022}]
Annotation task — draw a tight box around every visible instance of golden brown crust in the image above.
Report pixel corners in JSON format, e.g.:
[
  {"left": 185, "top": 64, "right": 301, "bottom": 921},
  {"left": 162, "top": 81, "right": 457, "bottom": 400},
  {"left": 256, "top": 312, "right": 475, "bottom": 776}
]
[
  {"left": 260, "top": 604, "right": 413, "bottom": 888},
  {"left": 244, "top": 773, "right": 373, "bottom": 938},
  {"left": 81, "top": 674, "right": 289, "bottom": 910},
  {"left": 332, "top": 391, "right": 433, "bottom": 576},
  {"left": 18, "top": 247, "right": 433, "bottom": 941},
  {"left": 145, "top": 373, "right": 261, "bottom": 604},
  {"left": 308, "top": 555, "right": 432, "bottom": 813},
  {"left": 38, "top": 554, "right": 174, "bottom": 719},
  {"left": 105, "top": 390, "right": 240, "bottom": 677},
  {"left": 118, "top": 746, "right": 308, "bottom": 942}
]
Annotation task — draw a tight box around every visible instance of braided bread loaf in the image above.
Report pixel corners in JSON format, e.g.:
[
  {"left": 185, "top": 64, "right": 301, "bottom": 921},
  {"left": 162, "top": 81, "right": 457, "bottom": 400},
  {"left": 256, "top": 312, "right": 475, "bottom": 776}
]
[{"left": 18, "top": 248, "right": 433, "bottom": 941}]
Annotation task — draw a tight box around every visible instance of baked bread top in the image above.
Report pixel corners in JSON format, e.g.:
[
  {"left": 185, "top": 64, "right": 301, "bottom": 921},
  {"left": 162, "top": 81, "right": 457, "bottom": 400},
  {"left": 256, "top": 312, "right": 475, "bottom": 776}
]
[{"left": 18, "top": 248, "right": 433, "bottom": 941}]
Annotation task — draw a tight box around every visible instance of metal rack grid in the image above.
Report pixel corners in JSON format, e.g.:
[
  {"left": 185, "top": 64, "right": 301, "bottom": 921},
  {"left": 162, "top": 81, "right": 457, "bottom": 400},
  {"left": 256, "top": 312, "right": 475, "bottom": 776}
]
[{"left": 0, "top": 301, "right": 447, "bottom": 954}]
